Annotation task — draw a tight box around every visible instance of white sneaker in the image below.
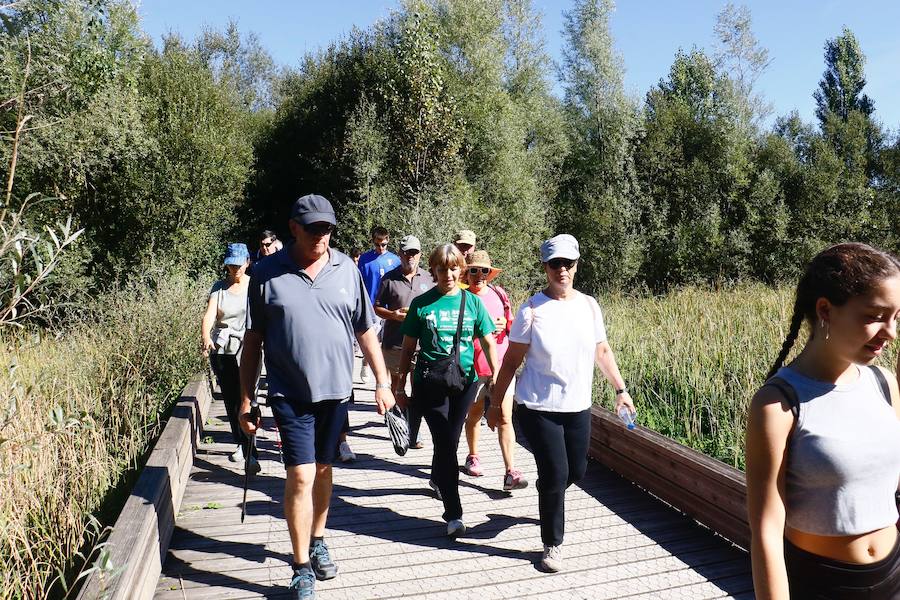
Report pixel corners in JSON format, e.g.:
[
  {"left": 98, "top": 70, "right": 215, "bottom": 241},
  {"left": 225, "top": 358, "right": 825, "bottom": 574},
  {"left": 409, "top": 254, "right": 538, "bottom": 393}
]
[
  {"left": 229, "top": 445, "right": 243, "bottom": 463},
  {"left": 541, "top": 544, "right": 563, "bottom": 572},
  {"left": 338, "top": 441, "right": 356, "bottom": 462},
  {"left": 447, "top": 519, "right": 466, "bottom": 537},
  {"left": 359, "top": 363, "right": 370, "bottom": 383}
]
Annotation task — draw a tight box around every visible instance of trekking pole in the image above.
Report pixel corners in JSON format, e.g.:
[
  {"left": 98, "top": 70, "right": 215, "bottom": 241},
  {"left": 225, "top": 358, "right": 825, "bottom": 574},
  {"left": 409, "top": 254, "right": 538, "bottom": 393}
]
[{"left": 240, "top": 399, "right": 261, "bottom": 523}]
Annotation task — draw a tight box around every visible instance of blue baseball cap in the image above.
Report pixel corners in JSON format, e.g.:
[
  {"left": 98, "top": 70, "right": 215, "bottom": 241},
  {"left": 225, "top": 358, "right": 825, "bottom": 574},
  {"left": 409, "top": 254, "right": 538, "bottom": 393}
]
[{"left": 223, "top": 243, "right": 250, "bottom": 266}]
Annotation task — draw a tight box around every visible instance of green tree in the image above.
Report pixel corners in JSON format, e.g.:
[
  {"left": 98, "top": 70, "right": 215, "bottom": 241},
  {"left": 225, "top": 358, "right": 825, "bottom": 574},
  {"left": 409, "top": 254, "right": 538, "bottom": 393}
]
[{"left": 557, "top": 0, "right": 642, "bottom": 293}]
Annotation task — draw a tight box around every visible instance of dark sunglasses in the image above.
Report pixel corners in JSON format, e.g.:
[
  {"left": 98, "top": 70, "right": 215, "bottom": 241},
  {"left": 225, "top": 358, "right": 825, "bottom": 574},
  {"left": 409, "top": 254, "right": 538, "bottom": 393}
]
[
  {"left": 403, "top": 250, "right": 420, "bottom": 257},
  {"left": 375, "top": 241, "right": 389, "bottom": 248},
  {"left": 468, "top": 266, "right": 491, "bottom": 276},
  {"left": 547, "top": 258, "right": 577, "bottom": 270},
  {"left": 261, "top": 240, "right": 276, "bottom": 248},
  {"left": 302, "top": 222, "right": 335, "bottom": 236}
]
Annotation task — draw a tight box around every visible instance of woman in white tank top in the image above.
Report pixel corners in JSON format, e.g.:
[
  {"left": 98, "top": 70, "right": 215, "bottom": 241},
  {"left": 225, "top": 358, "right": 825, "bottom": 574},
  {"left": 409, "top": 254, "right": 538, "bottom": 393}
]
[{"left": 746, "top": 242, "right": 900, "bottom": 599}]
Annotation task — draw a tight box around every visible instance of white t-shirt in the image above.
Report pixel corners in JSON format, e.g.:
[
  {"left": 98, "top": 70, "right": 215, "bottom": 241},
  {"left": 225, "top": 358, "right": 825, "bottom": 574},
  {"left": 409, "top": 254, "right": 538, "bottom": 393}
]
[{"left": 509, "top": 291, "right": 607, "bottom": 412}]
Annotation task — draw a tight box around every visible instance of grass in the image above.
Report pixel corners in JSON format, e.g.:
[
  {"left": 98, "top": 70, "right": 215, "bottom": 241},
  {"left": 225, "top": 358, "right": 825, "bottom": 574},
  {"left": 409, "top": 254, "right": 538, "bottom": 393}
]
[
  {"left": 593, "top": 282, "right": 899, "bottom": 469},
  {"left": 0, "top": 270, "right": 205, "bottom": 599}
]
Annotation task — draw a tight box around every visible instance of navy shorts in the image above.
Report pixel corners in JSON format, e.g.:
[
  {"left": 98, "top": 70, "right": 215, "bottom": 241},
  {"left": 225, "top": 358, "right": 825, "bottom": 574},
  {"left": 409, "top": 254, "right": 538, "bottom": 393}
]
[{"left": 269, "top": 397, "right": 349, "bottom": 467}]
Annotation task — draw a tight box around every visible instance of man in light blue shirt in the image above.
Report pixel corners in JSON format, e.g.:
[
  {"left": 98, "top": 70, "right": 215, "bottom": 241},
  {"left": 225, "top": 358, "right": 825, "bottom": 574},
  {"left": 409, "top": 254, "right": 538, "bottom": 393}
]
[{"left": 357, "top": 226, "right": 400, "bottom": 382}]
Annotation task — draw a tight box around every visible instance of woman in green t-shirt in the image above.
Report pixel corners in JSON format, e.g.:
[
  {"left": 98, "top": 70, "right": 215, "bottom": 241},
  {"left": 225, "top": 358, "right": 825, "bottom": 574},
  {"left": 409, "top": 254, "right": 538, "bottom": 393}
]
[{"left": 397, "top": 243, "right": 498, "bottom": 538}]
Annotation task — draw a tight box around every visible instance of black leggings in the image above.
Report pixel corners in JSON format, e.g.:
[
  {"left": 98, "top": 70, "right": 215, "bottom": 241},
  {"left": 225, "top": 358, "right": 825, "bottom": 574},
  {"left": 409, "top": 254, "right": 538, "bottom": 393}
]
[
  {"left": 785, "top": 536, "right": 900, "bottom": 599},
  {"left": 412, "top": 379, "right": 478, "bottom": 522},
  {"left": 517, "top": 405, "right": 591, "bottom": 546},
  {"left": 209, "top": 353, "right": 256, "bottom": 458}
]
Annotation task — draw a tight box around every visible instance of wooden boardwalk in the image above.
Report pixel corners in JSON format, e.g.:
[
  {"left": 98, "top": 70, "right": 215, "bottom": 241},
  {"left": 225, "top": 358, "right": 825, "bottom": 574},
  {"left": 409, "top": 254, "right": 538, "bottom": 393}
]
[{"left": 156, "top": 364, "right": 753, "bottom": 599}]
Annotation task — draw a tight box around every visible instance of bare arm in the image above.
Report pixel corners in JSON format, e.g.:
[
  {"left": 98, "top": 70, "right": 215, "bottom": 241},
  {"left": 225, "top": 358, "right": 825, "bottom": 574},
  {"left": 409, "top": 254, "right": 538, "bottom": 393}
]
[
  {"left": 745, "top": 386, "right": 794, "bottom": 600},
  {"left": 487, "top": 341, "right": 527, "bottom": 431},
  {"left": 356, "top": 326, "right": 396, "bottom": 415},
  {"left": 237, "top": 329, "right": 263, "bottom": 435},
  {"left": 595, "top": 341, "right": 634, "bottom": 415},
  {"left": 394, "top": 335, "right": 418, "bottom": 408},
  {"left": 375, "top": 305, "right": 405, "bottom": 322},
  {"left": 200, "top": 295, "right": 217, "bottom": 356}
]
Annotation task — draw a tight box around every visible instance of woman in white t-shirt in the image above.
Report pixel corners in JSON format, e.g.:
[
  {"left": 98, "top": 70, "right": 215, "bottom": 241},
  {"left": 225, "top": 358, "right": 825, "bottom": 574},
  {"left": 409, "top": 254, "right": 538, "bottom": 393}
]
[{"left": 491, "top": 234, "right": 635, "bottom": 573}]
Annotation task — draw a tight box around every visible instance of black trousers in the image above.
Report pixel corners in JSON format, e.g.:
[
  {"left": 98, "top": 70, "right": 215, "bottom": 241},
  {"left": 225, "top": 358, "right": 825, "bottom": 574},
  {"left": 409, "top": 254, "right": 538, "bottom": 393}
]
[
  {"left": 785, "top": 536, "right": 900, "bottom": 599},
  {"left": 517, "top": 405, "right": 591, "bottom": 546},
  {"left": 412, "top": 378, "right": 478, "bottom": 522},
  {"left": 209, "top": 353, "right": 256, "bottom": 458}
]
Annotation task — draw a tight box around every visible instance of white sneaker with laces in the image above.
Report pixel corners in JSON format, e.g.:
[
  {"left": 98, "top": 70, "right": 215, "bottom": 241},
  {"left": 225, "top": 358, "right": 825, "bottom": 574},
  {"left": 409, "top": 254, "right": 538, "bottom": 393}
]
[
  {"left": 338, "top": 441, "right": 356, "bottom": 462},
  {"left": 541, "top": 544, "right": 564, "bottom": 572},
  {"left": 447, "top": 519, "right": 466, "bottom": 537},
  {"left": 229, "top": 445, "right": 244, "bottom": 463},
  {"left": 359, "top": 363, "right": 370, "bottom": 383}
]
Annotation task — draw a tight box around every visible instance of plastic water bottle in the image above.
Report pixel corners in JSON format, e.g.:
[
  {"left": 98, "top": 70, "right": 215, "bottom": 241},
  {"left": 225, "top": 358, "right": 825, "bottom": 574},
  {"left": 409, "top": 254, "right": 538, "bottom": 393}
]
[{"left": 618, "top": 406, "right": 636, "bottom": 430}]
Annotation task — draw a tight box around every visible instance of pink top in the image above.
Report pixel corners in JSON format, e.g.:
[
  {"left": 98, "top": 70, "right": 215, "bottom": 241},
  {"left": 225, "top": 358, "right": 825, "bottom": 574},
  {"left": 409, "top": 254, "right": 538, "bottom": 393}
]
[{"left": 473, "top": 285, "right": 513, "bottom": 377}]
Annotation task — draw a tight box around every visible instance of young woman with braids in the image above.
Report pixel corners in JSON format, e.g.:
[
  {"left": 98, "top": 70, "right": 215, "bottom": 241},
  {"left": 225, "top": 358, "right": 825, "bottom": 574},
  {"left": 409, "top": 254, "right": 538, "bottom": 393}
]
[{"left": 746, "top": 242, "right": 900, "bottom": 599}]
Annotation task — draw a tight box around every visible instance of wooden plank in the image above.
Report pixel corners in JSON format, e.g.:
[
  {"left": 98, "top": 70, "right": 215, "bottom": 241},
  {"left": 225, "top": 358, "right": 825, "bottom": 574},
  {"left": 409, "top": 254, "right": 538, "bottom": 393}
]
[
  {"left": 588, "top": 406, "right": 750, "bottom": 549},
  {"left": 77, "top": 374, "right": 212, "bottom": 600}
]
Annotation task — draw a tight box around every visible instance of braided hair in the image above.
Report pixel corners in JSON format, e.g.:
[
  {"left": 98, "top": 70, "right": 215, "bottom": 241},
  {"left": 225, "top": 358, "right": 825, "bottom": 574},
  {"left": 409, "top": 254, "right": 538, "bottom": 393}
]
[{"left": 765, "top": 242, "right": 900, "bottom": 380}]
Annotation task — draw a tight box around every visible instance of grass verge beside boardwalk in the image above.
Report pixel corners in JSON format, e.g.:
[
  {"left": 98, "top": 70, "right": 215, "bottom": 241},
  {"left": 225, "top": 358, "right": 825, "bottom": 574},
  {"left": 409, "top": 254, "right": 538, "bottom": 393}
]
[
  {"left": 0, "top": 272, "right": 206, "bottom": 599},
  {"left": 596, "top": 283, "right": 898, "bottom": 469}
]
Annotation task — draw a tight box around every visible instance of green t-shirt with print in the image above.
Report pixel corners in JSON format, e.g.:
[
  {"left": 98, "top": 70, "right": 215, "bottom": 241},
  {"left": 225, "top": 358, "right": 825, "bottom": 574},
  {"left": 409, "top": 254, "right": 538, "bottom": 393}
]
[{"left": 400, "top": 287, "right": 496, "bottom": 383}]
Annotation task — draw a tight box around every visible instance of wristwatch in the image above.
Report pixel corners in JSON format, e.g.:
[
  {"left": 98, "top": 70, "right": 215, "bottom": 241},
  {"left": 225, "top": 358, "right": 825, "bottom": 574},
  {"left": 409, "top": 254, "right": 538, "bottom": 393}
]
[
  {"left": 615, "top": 387, "right": 628, "bottom": 396},
  {"left": 375, "top": 383, "right": 391, "bottom": 391}
]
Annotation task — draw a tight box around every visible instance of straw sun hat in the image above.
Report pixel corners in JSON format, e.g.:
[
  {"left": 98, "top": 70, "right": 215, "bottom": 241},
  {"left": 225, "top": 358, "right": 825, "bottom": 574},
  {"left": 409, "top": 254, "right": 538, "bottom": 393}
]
[{"left": 466, "top": 250, "right": 502, "bottom": 283}]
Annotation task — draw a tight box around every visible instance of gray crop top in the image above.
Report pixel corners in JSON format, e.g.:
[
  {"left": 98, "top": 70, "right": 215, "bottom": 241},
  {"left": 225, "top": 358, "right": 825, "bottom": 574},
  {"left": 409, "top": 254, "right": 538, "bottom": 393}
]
[{"left": 772, "top": 365, "right": 900, "bottom": 536}]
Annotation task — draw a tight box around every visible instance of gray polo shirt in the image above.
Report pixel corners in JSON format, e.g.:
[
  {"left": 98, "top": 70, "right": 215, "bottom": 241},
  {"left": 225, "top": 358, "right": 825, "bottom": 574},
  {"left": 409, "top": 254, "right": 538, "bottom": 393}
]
[
  {"left": 375, "top": 265, "right": 434, "bottom": 349},
  {"left": 247, "top": 245, "right": 375, "bottom": 402}
]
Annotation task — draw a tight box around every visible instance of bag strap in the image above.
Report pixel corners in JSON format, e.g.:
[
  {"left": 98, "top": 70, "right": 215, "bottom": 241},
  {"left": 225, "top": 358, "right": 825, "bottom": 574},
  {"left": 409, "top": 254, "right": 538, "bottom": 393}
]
[
  {"left": 451, "top": 290, "right": 466, "bottom": 359},
  {"left": 868, "top": 365, "right": 893, "bottom": 406},
  {"left": 762, "top": 376, "right": 800, "bottom": 419}
]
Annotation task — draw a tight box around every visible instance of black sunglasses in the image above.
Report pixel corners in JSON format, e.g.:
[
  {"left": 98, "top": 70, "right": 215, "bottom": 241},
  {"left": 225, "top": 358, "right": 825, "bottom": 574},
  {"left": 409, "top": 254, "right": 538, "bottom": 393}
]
[
  {"left": 547, "top": 258, "right": 577, "bottom": 270},
  {"left": 302, "top": 222, "right": 335, "bottom": 236},
  {"left": 403, "top": 250, "right": 420, "bottom": 257},
  {"left": 468, "top": 266, "right": 491, "bottom": 276},
  {"left": 261, "top": 240, "right": 276, "bottom": 248}
]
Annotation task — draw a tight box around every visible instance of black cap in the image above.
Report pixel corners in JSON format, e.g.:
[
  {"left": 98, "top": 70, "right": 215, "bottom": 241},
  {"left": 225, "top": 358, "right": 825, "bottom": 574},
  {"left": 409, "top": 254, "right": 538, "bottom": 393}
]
[{"left": 291, "top": 194, "right": 336, "bottom": 226}]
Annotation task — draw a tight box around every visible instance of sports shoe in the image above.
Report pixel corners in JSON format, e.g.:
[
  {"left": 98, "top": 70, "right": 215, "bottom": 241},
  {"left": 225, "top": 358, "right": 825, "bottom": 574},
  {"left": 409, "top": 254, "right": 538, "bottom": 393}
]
[
  {"left": 229, "top": 445, "right": 244, "bottom": 463},
  {"left": 246, "top": 456, "right": 261, "bottom": 476},
  {"left": 309, "top": 539, "right": 338, "bottom": 580},
  {"left": 447, "top": 519, "right": 466, "bottom": 537},
  {"left": 338, "top": 441, "right": 356, "bottom": 462},
  {"left": 359, "top": 363, "right": 370, "bottom": 384},
  {"left": 428, "top": 479, "right": 442, "bottom": 500},
  {"left": 464, "top": 454, "right": 483, "bottom": 477},
  {"left": 541, "top": 544, "right": 564, "bottom": 572},
  {"left": 503, "top": 468, "right": 528, "bottom": 491},
  {"left": 289, "top": 565, "right": 315, "bottom": 599}
]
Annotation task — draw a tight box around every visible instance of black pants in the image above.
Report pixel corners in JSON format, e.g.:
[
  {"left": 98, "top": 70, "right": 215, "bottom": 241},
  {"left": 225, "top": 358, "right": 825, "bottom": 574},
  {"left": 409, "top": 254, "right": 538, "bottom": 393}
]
[
  {"left": 209, "top": 353, "right": 256, "bottom": 458},
  {"left": 412, "top": 378, "right": 478, "bottom": 522},
  {"left": 785, "top": 536, "right": 900, "bottom": 599},
  {"left": 517, "top": 405, "right": 591, "bottom": 546}
]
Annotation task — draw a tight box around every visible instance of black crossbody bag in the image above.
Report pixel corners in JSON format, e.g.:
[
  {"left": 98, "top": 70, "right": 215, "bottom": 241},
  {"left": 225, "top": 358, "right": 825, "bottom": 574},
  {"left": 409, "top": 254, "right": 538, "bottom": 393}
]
[{"left": 419, "top": 291, "right": 467, "bottom": 395}]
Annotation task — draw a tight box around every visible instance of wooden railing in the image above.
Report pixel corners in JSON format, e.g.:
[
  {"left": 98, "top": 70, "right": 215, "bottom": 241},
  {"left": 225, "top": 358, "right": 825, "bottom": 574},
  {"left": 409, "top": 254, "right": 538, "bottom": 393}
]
[
  {"left": 76, "top": 375, "right": 212, "bottom": 600},
  {"left": 588, "top": 406, "right": 750, "bottom": 550}
]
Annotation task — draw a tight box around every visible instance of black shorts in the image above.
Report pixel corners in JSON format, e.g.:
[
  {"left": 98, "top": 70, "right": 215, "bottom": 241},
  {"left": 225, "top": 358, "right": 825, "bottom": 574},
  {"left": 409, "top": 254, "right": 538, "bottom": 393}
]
[
  {"left": 785, "top": 535, "right": 900, "bottom": 599},
  {"left": 269, "top": 397, "right": 349, "bottom": 467}
]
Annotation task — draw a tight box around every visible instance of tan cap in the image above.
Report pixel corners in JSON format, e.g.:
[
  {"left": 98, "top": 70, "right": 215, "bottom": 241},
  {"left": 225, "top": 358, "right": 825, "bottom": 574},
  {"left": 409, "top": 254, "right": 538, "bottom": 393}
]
[{"left": 453, "top": 229, "right": 476, "bottom": 246}]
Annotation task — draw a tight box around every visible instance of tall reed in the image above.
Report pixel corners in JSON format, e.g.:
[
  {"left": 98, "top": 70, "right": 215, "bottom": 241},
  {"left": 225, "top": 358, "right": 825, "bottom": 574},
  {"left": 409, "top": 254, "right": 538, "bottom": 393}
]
[{"left": 0, "top": 270, "right": 205, "bottom": 599}]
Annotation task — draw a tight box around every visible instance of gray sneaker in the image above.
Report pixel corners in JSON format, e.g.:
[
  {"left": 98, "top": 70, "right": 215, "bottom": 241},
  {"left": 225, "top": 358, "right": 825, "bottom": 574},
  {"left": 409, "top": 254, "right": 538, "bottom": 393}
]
[
  {"left": 541, "top": 544, "right": 563, "bottom": 572},
  {"left": 309, "top": 539, "right": 338, "bottom": 580},
  {"left": 447, "top": 519, "right": 466, "bottom": 537},
  {"left": 289, "top": 565, "right": 315, "bottom": 599},
  {"left": 229, "top": 445, "right": 244, "bottom": 463}
]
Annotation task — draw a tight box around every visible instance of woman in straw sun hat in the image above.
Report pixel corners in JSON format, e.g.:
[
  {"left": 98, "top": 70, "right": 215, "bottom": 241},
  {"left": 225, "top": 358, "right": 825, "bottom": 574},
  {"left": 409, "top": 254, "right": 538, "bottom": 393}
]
[{"left": 461, "top": 250, "right": 528, "bottom": 492}]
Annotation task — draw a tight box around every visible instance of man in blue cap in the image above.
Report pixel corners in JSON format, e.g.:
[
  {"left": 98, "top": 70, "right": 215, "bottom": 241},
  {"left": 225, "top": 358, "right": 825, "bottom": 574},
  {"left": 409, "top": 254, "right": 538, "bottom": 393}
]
[{"left": 239, "top": 194, "right": 395, "bottom": 600}]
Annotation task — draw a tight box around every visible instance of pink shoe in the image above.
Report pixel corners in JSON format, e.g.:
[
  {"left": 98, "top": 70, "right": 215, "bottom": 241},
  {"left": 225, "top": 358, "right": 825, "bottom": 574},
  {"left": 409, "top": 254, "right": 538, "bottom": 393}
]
[
  {"left": 503, "top": 468, "right": 528, "bottom": 491},
  {"left": 464, "top": 454, "right": 483, "bottom": 477}
]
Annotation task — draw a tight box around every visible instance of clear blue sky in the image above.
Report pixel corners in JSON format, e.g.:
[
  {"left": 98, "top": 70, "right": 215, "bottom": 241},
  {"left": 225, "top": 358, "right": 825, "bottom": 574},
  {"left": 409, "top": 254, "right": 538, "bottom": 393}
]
[{"left": 138, "top": 1, "right": 900, "bottom": 131}]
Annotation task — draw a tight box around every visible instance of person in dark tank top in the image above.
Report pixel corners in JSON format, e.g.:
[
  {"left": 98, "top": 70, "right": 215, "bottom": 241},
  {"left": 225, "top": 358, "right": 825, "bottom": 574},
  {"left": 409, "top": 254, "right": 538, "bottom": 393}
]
[{"left": 746, "top": 242, "right": 900, "bottom": 599}]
